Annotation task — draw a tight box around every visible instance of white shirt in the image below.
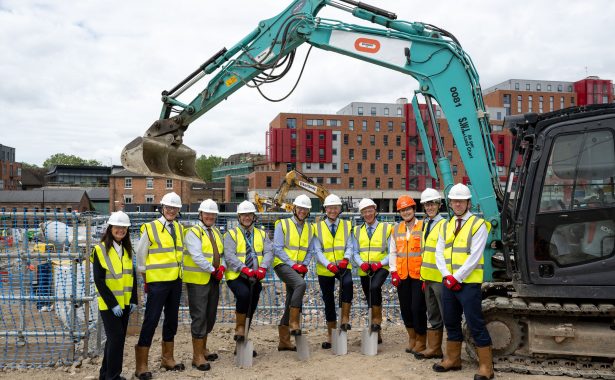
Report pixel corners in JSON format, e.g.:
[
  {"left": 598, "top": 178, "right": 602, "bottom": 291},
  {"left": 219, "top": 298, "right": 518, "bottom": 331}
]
[
  {"left": 112, "top": 241, "right": 123, "bottom": 261},
  {"left": 435, "top": 211, "right": 487, "bottom": 282},
  {"left": 184, "top": 221, "right": 219, "bottom": 274}
]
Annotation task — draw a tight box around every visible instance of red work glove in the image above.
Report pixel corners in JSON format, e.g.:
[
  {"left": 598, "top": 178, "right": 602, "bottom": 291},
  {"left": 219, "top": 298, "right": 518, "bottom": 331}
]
[
  {"left": 360, "top": 262, "right": 371, "bottom": 273},
  {"left": 338, "top": 258, "right": 349, "bottom": 270},
  {"left": 292, "top": 263, "right": 302, "bottom": 274},
  {"left": 298, "top": 264, "right": 308, "bottom": 274},
  {"left": 444, "top": 275, "right": 462, "bottom": 291},
  {"left": 241, "top": 267, "right": 255, "bottom": 277},
  {"left": 390, "top": 271, "right": 400, "bottom": 287},
  {"left": 371, "top": 262, "right": 383, "bottom": 272},
  {"left": 255, "top": 267, "right": 267, "bottom": 280},
  {"left": 421, "top": 281, "right": 426, "bottom": 292},
  {"left": 327, "top": 263, "right": 339, "bottom": 274},
  {"left": 214, "top": 266, "right": 225, "bottom": 281}
]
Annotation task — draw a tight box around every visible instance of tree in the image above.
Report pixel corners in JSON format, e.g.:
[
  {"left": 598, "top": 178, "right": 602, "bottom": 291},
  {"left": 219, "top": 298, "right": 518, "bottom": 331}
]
[
  {"left": 42, "top": 153, "right": 102, "bottom": 168},
  {"left": 20, "top": 162, "right": 40, "bottom": 169},
  {"left": 195, "top": 155, "right": 224, "bottom": 181}
]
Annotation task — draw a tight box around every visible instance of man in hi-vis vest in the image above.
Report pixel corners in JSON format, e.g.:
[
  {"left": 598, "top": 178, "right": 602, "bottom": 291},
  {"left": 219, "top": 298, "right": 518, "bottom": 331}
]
[
  {"left": 184, "top": 199, "right": 225, "bottom": 371},
  {"left": 313, "top": 194, "right": 354, "bottom": 349},
  {"left": 135, "top": 192, "right": 185, "bottom": 379},
  {"left": 432, "top": 184, "right": 493, "bottom": 380}
]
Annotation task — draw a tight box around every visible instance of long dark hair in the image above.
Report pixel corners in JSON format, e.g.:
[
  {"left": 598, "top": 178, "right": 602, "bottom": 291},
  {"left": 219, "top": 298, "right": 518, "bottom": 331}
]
[{"left": 101, "top": 226, "right": 133, "bottom": 259}]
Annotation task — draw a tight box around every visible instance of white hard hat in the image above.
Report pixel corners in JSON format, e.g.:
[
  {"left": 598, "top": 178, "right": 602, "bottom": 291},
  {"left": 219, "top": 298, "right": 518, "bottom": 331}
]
[
  {"left": 160, "top": 192, "right": 182, "bottom": 208},
  {"left": 448, "top": 183, "right": 472, "bottom": 200},
  {"left": 198, "top": 199, "right": 218, "bottom": 214},
  {"left": 323, "top": 194, "right": 342, "bottom": 207},
  {"left": 293, "top": 194, "right": 312, "bottom": 209},
  {"left": 358, "top": 198, "right": 377, "bottom": 212},
  {"left": 107, "top": 211, "right": 130, "bottom": 227},
  {"left": 420, "top": 188, "right": 442, "bottom": 203},
  {"left": 237, "top": 200, "right": 257, "bottom": 214}
]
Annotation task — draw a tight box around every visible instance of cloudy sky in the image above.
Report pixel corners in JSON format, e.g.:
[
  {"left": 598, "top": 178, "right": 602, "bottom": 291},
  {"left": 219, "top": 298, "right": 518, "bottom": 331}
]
[{"left": 1, "top": 0, "right": 614, "bottom": 166}]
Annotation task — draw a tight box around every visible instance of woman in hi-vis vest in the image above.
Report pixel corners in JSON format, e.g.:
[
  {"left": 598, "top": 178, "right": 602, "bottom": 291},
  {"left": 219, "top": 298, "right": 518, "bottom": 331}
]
[{"left": 91, "top": 211, "right": 137, "bottom": 380}]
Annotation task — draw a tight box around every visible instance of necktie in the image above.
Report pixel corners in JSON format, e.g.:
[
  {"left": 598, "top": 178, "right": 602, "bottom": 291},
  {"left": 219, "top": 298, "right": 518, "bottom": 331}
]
[
  {"left": 168, "top": 222, "right": 177, "bottom": 243},
  {"left": 367, "top": 226, "right": 374, "bottom": 239},
  {"left": 330, "top": 223, "right": 337, "bottom": 236},
  {"left": 244, "top": 230, "right": 257, "bottom": 270},
  {"left": 426, "top": 219, "right": 434, "bottom": 235},
  {"left": 454, "top": 218, "right": 463, "bottom": 236},
  {"left": 207, "top": 227, "right": 220, "bottom": 268}
]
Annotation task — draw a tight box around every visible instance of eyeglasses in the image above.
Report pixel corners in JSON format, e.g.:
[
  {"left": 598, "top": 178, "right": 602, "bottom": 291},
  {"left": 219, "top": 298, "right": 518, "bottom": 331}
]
[{"left": 163, "top": 206, "right": 180, "bottom": 212}]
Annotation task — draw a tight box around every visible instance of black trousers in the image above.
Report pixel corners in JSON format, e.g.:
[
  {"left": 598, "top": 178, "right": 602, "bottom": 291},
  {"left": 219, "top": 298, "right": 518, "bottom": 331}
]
[
  {"left": 137, "top": 278, "right": 182, "bottom": 347},
  {"left": 397, "top": 277, "right": 427, "bottom": 334},
  {"left": 227, "top": 277, "right": 262, "bottom": 317},
  {"left": 99, "top": 307, "right": 130, "bottom": 380},
  {"left": 318, "top": 271, "right": 354, "bottom": 322},
  {"left": 359, "top": 268, "right": 389, "bottom": 307}
]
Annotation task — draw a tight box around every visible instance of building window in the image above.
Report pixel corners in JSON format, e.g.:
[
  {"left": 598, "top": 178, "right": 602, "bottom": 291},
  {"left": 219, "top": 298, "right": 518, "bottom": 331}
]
[
  {"left": 332, "top": 148, "right": 337, "bottom": 156},
  {"left": 536, "top": 83, "right": 541, "bottom": 91},
  {"left": 349, "top": 149, "right": 354, "bottom": 160},
  {"left": 357, "top": 106, "right": 363, "bottom": 115},
  {"left": 124, "top": 177, "right": 132, "bottom": 189},
  {"left": 396, "top": 136, "right": 401, "bottom": 146},
  {"left": 306, "top": 163, "right": 311, "bottom": 169},
  {"left": 362, "top": 120, "right": 367, "bottom": 131},
  {"left": 319, "top": 163, "right": 325, "bottom": 169},
  {"left": 343, "top": 163, "right": 349, "bottom": 173},
  {"left": 448, "top": 151, "right": 453, "bottom": 160},
  {"left": 557, "top": 84, "right": 563, "bottom": 92},
  {"left": 383, "top": 135, "right": 388, "bottom": 146},
  {"left": 387, "top": 121, "right": 393, "bottom": 132},
  {"left": 549, "top": 96, "right": 554, "bottom": 112},
  {"left": 517, "top": 95, "right": 522, "bottom": 113},
  {"left": 503, "top": 94, "right": 511, "bottom": 105},
  {"left": 567, "top": 85, "right": 573, "bottom": 92},
  {"left": 383, "top": 163, "right": 388, "bottom": 174},
  {"left": 526, "top": 83, "right": 531, "bottom": 90},
  {"left": 349, "top": 177, "right": 354, "bottom": 188},
  {"left": 319, "top": 148, "right": 325, "bottom": 159},
  {"left": 396, "top": 164, "right": 401, "bottom": 174},
  {"left": 514, "top": 82, "right": 519, "bottom": 90},
  {"left": 306, "top": 148, "right": 312, "bottom": 158},
  {"left": 401, "top": 122, "right": 406, "bottom": 133},
  {"left": 145, "top": 195, "right": 154, "bottom": 204},
  {"left": 560, "top": 96, "right": 564, "bottom": 109},
  {"left": 539, "top": 96, "right": 543, "bottom": 113},
  {"left": 401, "top": 151, "right": 406, "bottom": 160},
  {"left": 362, "top": 149, "right": 368, "bottom": 160},
  {"left": 547, "top": 84, "right": 552, "bottom": 91},
  {"left": 291, "top": 132, "right": 297, "bottom": 140},
  {"left": 388, "top": 178, "right": 393, "bottom": 189},
  {"left": 453, "top": 165, "right": 458, "bottom": 176},
  {"left": 319, "top": 133, "right": 325, "bottom": 141},
  {"left": 496, "top": 111, "right": 502, "bottom": 120},
  {"left": 375, "top": 121, "right": 380, "bottom": 132},
  {"left": 528, "top": 95, "right": 533, "bottom": 112},
  {"left": 357, "top": 163, "right": 362, "bottom": 174},
  {"left": 370, "top": 135, "right": 375, "bottom": 146},
  {"left": 124, "top": 195, "right": 133, "bottom": 204},
  {"left": 384, "top": 107, "right": 389, "bottom": 116},
  {"left": 375, "top": 149, "right": 381, "bottom": 160},
  {"left": 266, "top": 176, "right": 272, "bottom": 187},
  {"left": 370, "top": 163, "right": 376, "bottom": 174},
  {"left": 145, "top": 177, "right": 154, "bottom": 189},
  {"left": 357, "top": 135, "right": 362, "bottom": 145},
  {"left": 343, "top": 134, "right": 349, "bottom": 144},
  {"left": 291, "top": 149, "right": 296, "bottom": 159},
  {"left": 362, "top": 177, "right": 367, "bottom": 188},
  {"left": 397, "top": 107, "right": 402, "bottom": 116},
  {"left": 417, "top": 152, "right": 424, "bottom": 162},
  {"left": 287, "top": 118, "right": 297, "bottom": 128},
  {"left": 375, "top": 178, "right": 381, "bottom": 188},
  {"left": 348, "top": 120, "right": 354, "bottom": 130},
  {"left": 409, "top": 136, "right": 418, "bottom": 146},
  {"left": 306, "top": 133, "right": 312, "bottom": 140},
  {"left": 388, "top": 150, "right": 394, "bottom": 160},
  {"left": 370, "top": 107, "right": 376, "bottom": 116},
  {"left": 166, "top": 179, "right": 173, "bottom": 189}
]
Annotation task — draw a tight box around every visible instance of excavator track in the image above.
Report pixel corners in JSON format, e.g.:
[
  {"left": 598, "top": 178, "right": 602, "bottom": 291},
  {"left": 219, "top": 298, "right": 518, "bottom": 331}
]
[{"left": 468, "top": 293, "right": 615, "bottom": 379}]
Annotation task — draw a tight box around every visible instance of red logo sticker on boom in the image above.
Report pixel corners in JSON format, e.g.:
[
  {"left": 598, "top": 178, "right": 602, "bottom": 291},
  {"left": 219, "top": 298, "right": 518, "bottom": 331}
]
[{"left": 354, "top": 38, "right": 381, "bottom": 53}]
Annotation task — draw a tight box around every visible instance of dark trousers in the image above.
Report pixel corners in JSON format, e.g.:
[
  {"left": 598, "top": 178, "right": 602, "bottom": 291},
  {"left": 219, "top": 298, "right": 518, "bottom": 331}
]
[
  {"left": 227, "top": 277, "right": 262, "bottom": 317},
  {"left": 318, "top": 271, "right": 354, "bottom": 322},
  {"left": 186, "top": 279, "right": 220, "bottom": 338},
  {"left": 359, "top": 268, "right": 389, "bottom": 307},
  {"left": 274, "top": 264, "right": 307, "bottom": 326},
  {"left": 99, "top": 307, "right": 130, "bottom": 380},
  {"left": 442, "top": 282, "right": 492, "bottom": 347},
  {"left": 137, "top": 278, "right": 182, "bottom": 347},
  {"left": 397, "top": 277, "right": 427, "bottom": 334}
]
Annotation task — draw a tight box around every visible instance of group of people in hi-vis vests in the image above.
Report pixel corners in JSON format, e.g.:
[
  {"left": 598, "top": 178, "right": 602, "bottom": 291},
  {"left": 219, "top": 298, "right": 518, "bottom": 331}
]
[{"left": 90, "top": 184, "right": 494, "bottom": 380}]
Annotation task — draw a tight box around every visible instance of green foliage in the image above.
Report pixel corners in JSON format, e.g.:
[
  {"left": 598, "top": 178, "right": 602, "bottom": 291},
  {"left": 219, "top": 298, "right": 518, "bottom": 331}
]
[
  {"left": 20, "top": 162, "right": 39, "bottom": 169},
  {"left": 195, "top": 155, "right": 224, "bottom": 181},
  {"left": 42, "top": 153, "right": 102, "bottom": 168}
]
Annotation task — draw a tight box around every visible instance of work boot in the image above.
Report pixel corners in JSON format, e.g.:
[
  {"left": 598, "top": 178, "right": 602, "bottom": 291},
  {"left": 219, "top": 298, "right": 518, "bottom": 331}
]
[
  {"left": 160, "top": 341, "right": 185, "bottom": 371},
  {"left": 415, "top": 329, "right": 444, "bottom": 359},
  {"left": 191, "top": 338, "right": 211, "bottom": 371},
  {"left": 370, "top": 306, "right": 382, "bottom": 332},
  {"left": 289, "top": 307, "right": 302, "bottom": 336},
  {"left": 134, "top": 345, "right": 152, "bottom": 380},
  {"left": 234, "top": 312, "right": 247, "bottom": 342},
  {"left": 340, "top": 302, "right": 352, "bottom": 331},
  {"left": 203, "top": 335, "right": 218, "bottom": 361},
  {"left": 433, "top": 340, "right": 463, "bottom": 372},
  {"left": 474, "top": 345, "right": 495, "bottom": 380},
  {"left": 412, "top": 333, "right": 427, "bottom": 354},
  {"left": 322, "top": 321, "right": 337, "bottom": 349},
  {"left": 277, "top": 325, "right": 297, "bottom": 351},
  {"left": 404, "top": 327, "right": 416, "bottom": 353}
]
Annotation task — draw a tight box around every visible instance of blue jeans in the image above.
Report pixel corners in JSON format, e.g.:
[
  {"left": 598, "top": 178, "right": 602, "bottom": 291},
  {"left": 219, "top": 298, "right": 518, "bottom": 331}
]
[{"left": 442, "top": 282, "right": 492, "bottom": 347}]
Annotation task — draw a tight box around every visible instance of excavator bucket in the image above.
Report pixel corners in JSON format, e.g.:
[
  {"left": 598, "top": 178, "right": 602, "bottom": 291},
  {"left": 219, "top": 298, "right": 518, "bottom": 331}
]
[{"left": 121, "top": 136, "right": 203, "bottom": 183}]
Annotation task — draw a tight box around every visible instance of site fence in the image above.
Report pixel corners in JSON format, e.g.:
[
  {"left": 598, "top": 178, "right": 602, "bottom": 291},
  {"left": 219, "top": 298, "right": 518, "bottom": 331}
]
[{"left": 0, "top": 209, "right": 414, "bottom": 368}]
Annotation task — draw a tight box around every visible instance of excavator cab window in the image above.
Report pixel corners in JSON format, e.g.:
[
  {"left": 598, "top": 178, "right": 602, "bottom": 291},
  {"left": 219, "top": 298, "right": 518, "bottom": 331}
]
[{"left": 535, "top": 129, "right": 615, "bottom": 268}]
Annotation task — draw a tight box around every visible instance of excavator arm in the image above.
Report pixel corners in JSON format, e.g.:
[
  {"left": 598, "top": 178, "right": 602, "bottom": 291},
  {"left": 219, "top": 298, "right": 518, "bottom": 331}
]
[{"left": 254, "top": 169, "right": 330, "bottom": 212}]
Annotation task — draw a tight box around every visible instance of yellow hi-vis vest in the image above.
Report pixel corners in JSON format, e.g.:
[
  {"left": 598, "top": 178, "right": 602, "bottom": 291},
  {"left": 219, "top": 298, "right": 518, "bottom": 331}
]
[
  {"left": 273, "top": 218, "right": 314, "bottom": 268},
  {"left": 91, "top": 243, "right": 133, "bottom": 311},
  {"left": 315, "top": 219, "right": 353, "bottom": 277},
  {"left": 183, "top": 224, "right": 223, "bottom": 285},
  {"left": 225, "top": 227, "right": 266, "bottom": 281},
  {"left": 420, "top": 218, "right": 446, "bottom": 282},
  {"left": 355, "top": 222, "right": 392, "bottom": 276},
  {"left": 442, "top": 215, "right": 490, "bottom": 284},
  {"left": 140, "top": 220, "right": 184, "bottom": 283},
  {"left": 393, "top": 219, "right": 423, "bottom": 280}
]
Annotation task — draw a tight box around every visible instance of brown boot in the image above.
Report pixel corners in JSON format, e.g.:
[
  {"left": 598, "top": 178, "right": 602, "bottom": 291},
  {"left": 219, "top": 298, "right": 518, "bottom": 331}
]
[
  {"left": 277, "top": 325, "right": 297, "bottom": 351},
  {"left": 474, "top": 346, "right": 494, "bottom": 380},
  {"left": 404, "top": 327, "right": 416, "bottom": 353},
  {"left": 234, "top": 312, "right": 247, "bottom": 342},
  {"left": 289, "top": 307, "right": 302, "bottom": 336},
  {"left": 160, "top": 340, "right": 185, "bottom": 371},
  {"left": 134, "top": 345, "right": 152, "bottom": 380},
  {"left": 191, "top": 338, "right": 211, "bottom": 371},
  {"left": 370, "top": 306, "right": 382, "bottom": 332},
  {"left": 412, "top": 333, "right": 427, "bottom": 354},
  {"left": 415, "top": 329, "right": 444, "bottom": 359},
  {"left": 433, "top": 340, "right": 462, "bottom": 372},
  {"left": 340, "top": 302, "right": 352, "bottom": 331},
  {"left": 203, "top": 335, "right": 218, "bottom": 361},
  {"left": 322, "top": 321, "right": 337, "bottom": 349}
]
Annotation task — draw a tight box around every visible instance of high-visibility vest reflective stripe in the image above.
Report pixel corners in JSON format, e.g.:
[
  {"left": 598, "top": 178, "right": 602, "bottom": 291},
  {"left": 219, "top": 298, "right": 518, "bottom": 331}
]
[
  {"left": 355, "top": 223, "right": 391, "bottom": 276},
  {"left": 225, "top": 227, "right": 266, "bottom": 281},
  {"left": 442, "top": 215, "right": 490, "bottom": 284},
  {"left": 315, "top": 219, "right": 353, "bottom": 277},
  {"left": 91, "top": 243, "right": 133, "bottom": 311},
  {"left": 273, "top": 218, "right": 313, "bottom": 268},
  {"left": 183, "top": 224, "right": 223, "bottom": 285},
  {"left": 140, "top": 220, "right": 183, "bottom": 283},
  {"left": 393, "top": 219, "right": 423, "bottom": 280},
  {"left": 420, "top": 219, "right": 446, "bottom": 282}
]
